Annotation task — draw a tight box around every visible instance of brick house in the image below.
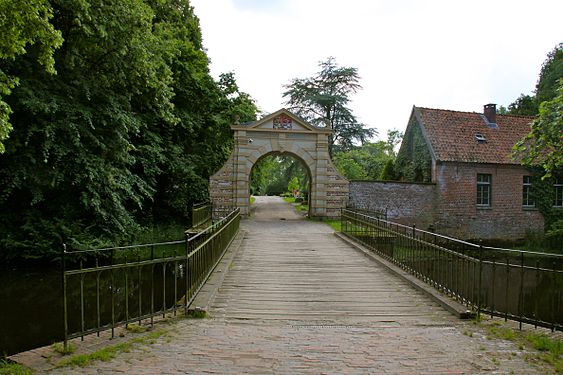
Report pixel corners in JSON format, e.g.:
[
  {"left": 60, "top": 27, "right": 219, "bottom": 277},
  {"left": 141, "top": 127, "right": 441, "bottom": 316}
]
[{"left": 392, "top": 104, "right": 546, "bottom": 241}]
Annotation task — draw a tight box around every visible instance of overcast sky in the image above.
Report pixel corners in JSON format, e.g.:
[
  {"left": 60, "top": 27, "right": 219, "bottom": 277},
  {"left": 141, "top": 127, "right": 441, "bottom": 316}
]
[{"left": 190, "top": 0, "right": 562, "bottom": 140}]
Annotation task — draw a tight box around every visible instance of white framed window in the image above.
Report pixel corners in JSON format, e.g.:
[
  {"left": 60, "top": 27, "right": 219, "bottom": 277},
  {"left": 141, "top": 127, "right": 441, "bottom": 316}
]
[{"left": 477, "top": 174, "right": 492, "bottom": 207}]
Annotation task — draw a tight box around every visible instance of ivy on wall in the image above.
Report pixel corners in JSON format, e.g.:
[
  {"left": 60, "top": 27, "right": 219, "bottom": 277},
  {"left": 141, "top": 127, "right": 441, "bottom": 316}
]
[
  {"left": 395, "top": 117, "right": 432, "bottom": 182},
  {"left": 530, "top": 169, "right": 563, "bottom": 248}
]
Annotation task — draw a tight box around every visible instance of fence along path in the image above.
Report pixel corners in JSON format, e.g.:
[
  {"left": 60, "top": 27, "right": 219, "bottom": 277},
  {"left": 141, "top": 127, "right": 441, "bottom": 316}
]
[
  {"left": 20, "top": 195, "right": 542, "bottom": 374},
  {"left": 210, "top": 195, "right": 452, "bottom": 324}
]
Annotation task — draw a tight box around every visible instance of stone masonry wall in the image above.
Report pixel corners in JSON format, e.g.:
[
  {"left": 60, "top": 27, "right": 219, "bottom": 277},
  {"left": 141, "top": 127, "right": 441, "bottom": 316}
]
[
  {"left": 326, "top": 160, "right": 349, "bottom": 218},
  {"left": 348, "top": 181, "right": 436, "bottom": 230}
]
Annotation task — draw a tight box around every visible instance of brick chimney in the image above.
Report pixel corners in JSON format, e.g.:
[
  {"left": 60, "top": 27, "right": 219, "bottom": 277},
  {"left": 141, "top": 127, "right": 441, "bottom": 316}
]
[{"left": 484, "top": 103, "right": 496, "bottom": 124}]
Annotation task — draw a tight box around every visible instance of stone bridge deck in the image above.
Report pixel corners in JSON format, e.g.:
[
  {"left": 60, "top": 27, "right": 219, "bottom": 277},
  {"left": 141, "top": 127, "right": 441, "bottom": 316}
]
[{"left": 19, "top": 196, "right": 542, "bottom": 374}]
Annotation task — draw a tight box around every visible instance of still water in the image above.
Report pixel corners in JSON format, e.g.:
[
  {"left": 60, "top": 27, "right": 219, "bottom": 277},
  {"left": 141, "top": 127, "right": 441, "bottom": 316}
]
[
  {"left": 1, "top": 262, "right": 186, "bottom": 356},
  {"left": 0, "top": 266, "right": 63, "bottom": 356}
]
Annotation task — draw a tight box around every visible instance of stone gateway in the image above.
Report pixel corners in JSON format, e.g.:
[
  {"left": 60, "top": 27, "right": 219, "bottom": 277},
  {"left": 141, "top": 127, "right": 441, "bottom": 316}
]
[{"left": 210, "top": 109, "right": 349, "bottom": 218}]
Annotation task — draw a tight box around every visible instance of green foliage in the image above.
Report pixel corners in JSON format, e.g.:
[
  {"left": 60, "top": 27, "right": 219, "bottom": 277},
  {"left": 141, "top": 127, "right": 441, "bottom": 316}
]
[
  {"left": 250, "top": 155, "right": 309, "bottom": 196},
  {"left": 519, "top": 170, "right": 563, "bottom": 251},
  {"left": 332, "top": 129, "right": 402, "bottom": 180},
  {"left": 395, "top": 118, "right": 432, "bottom": 182},
  {"left": 287, "top": 176, "right": 300, "bottom": 194},
  {"left": 333, "top": 152, "right": 368, "bottom": 180},
  {"left": 0, "top": 0, "right": 257, "bottom": 261},
  {"left": 513, "top": 80, "right": 563, "bottom": 179},
  {"left": 506, "top": 43, "right": 563, "bottom": 116},
  {"left": 379, "top": 159, "right": 396, "bottom": 180},
  {"left": 283, "top": 57, "right": 376, "bottom": 154},
  {"left": 536, "top": 43, "right": 563, "bottom": 105},
  {"left": 507, "top": 94, "right": 538, "bottom": 116},
  {"left": 0, "top": 0, "right": 63, "bottom": 153}
]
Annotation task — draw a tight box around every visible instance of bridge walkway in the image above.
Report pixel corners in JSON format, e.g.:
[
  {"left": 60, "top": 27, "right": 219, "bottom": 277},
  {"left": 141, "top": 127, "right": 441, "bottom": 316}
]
[{"left": 32, "top": 196, "right": 540, "bottom": 374}]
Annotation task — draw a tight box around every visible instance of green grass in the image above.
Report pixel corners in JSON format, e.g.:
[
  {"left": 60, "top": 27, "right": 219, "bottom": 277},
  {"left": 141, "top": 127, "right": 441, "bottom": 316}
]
[
  {"left": 56, "top": 329, "right": 168, "bottom": 368},
  {"left": 324, "top": 220, "right": 341, "bottom": 232},
  {"left": 479, "top": 319, "right": 563, "bottom": 373},
  {"left": 125, "top": 324, "right": 147, "bottom": 333},
  {"left": 282, "top": 196, "right": 295, "bottom": 204},
  {"left": 526, "top": 332, "right": 563, "bottom": 372},
  {"left": 0, "top": 360, "right": 32, "bottom": 375},
  {"left": 250, "top": 196, "right": 256, "bottom": 205},
  {"left": 283, "top": 196, "right": 309, "bottom": 214},
  {"left": 52, "top": 341, "right": 76, "bottom": 355},
  {"left": 187, "top": 309, "right": 207, "bottom": 319}
]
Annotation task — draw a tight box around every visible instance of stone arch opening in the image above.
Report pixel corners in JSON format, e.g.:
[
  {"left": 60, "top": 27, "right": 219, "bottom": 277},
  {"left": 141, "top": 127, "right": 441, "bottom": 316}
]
[
  {"left": 249, "top": 151, "right": 313, "bottom": 216},
  {"left": 210, "top": 109, "right": 349, "bottom": 218}
]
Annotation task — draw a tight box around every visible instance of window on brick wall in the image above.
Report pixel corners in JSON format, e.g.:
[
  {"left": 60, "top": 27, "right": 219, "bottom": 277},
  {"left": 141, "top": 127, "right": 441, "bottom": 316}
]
[
  {"left": 522, "top": 176, "right": 535, "bottom": 207},
  {"left": 477, "top": 174, "right": 492, "bottom": 207},
  {"left": 555, "top": 178, "right": 563, "bottom": 207}
]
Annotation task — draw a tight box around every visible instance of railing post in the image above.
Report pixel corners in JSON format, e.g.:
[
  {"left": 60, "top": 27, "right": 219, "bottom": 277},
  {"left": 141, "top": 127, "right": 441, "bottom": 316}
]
[
  {"left": 62, "top": 243, "right": 68, "bottom": 352},
  {"left": 518, "top": 252, "right": 524, "bottom": 330},
  {"left": 477, "top": 242, "right": 483, "bottom": 319},
  {"left": 185, "top": 232, "right": 191, "bottom": 315}
]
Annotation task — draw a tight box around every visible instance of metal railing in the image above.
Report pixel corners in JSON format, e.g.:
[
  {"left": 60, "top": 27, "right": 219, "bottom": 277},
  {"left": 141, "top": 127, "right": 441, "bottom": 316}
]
[
  {"left": 191, "top": 201, "right": 212, "bottom": 229},
  {"left": 341, "top": 208, "right": 563, "bottom": 331},
  {"left": 61, "top": 208, "right": 240, "bottom": 348}
]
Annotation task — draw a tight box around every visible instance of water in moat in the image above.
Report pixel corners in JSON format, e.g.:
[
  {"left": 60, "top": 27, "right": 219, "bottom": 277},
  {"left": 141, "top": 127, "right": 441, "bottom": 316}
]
[{"left": 1, "top": 263, "right": 185, "bottom": 356}]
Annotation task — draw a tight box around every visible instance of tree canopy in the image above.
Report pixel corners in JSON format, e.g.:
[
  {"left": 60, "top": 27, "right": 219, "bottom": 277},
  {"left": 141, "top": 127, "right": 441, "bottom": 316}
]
[
  {"left": 332, "top": 130, "right": 402, "bottom": 181},
  {"left": 0, "top": 0, "right": 63, "bottom": 153},
  {"left": 514, "top": 80, "right": 563, "bottom": 179},
  {"left": 507, "top": 43, "right": 563, "bottom": 116},
  {"left": 0, "top": 0, "right": 257, "bottom": 261},
  {"left": 282, "top": 57, "right": 376, "bottom": 154}
]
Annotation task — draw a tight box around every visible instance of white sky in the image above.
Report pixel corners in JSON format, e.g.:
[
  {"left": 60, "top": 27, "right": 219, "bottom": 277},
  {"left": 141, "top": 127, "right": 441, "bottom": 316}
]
[{"left": 190, "top": 0, "right": 562, "bottom": 140}]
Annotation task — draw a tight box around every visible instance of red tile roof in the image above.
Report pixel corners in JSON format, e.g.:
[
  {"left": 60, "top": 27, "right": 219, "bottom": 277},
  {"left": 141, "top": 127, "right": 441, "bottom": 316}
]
[{"left": 414, "top": 106, "right": 534, "bottom": 164}]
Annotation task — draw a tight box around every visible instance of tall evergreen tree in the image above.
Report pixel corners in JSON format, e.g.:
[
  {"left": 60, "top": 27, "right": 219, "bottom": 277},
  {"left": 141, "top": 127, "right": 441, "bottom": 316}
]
[{"left": 283, "top": 57, "right": 376, "bottom": 154}]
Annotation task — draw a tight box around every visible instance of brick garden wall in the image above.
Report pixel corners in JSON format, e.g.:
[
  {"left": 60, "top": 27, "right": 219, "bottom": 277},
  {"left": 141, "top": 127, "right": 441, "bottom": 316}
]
[
  {"left": 349, "top": 162, "right": 545, "bottom": 241},
  {"left": 348, "top": 181, "right": 436, "bottom": 230}
]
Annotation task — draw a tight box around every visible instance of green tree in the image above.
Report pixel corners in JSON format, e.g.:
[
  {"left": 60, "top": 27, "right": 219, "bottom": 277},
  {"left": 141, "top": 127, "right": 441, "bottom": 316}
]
[
  {"left": 0, "top": 0, "right": 257, "bottom": 260},
  {"left": 507, "top": 43, "right": 563, "bottom": 116},
  {"left": 0, "top": 0, "right": 63, "bottom": 152},
  {"left": 514, "top": 80, "right": 563, "bottom": 179},
  {"left": 507, "top": 94, "right": 538, "bottom": 116},
  {"left": 250, "top": 155, "right": 308, "bottom": 196},
  {"left": 333, "top": 152, "right": 368, "bottom": 180},
  {"left": 379, "top": 159, "right": 396, "bottom": 180},
  {"left": 333, "top": 129, "right": 402, "bottom": 180},
  {"left": 282, "top": 57, "right": 376, "bottom": 154},
  {"left": 287, "top": 176, "right": 300, "bottom": 195},
  {"left": 536, "top": 43, "right": 563, "bottom": 105}
]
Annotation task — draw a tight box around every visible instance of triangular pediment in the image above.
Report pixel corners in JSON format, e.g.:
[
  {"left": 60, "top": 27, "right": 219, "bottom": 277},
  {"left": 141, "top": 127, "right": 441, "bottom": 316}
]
[{"left": 232, "top": 108, "right": 330, "bottom": 133}]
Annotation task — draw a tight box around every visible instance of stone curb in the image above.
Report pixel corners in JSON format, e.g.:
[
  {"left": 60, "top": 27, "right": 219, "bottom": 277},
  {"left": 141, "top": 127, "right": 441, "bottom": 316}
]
[
  {"left": 188, "top": 228, "right": 247, "bottom": 314},
  {"left": 334, "top": 232, "right": 474, "bottom": 320}
]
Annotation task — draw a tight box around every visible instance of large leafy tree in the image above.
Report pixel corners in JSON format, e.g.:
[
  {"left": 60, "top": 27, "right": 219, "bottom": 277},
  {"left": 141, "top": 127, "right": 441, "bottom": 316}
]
[
  {"left": 283, "top": 57, "right": 376, "bottom": 154},
  {"left": 0, "top": 0, "right": 256, "bottom": 260},
  {"left": 0, "top": 0, "right": 63, "bottom": 152}
]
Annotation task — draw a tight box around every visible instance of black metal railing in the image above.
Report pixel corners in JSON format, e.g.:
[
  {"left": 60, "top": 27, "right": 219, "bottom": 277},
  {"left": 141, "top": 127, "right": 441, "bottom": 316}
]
[
  {"left": 341, "top": 208, "right": 563, "bottom": 331},
  {"left": 191, "top": 201, "right": 212, "bottom": 229},
  {"left": 61, "top": 208, "right": 240, "bottom": 349}
]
